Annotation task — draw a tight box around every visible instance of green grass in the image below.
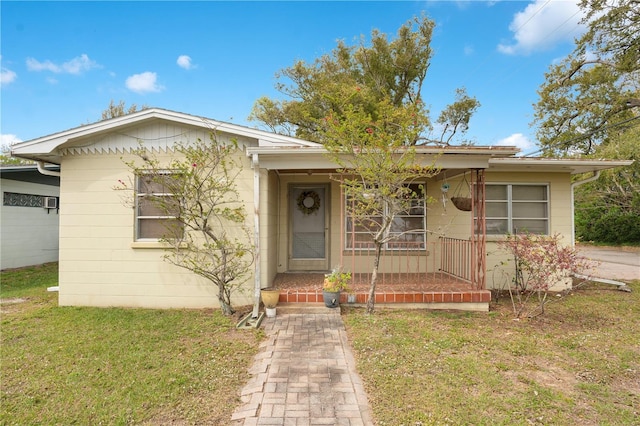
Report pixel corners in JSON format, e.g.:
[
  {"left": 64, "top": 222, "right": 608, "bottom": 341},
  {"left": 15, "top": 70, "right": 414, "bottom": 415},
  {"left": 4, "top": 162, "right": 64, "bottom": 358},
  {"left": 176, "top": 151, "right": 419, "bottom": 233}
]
[
  {"left": 0, "top": 263, "right": 264, "bottom": 425},
  {"left": 3, "top": 263, "right": 639, "bottom": 425},
  {"left": 344, "top": 281, "right": 640, "bottom": 425},
  {"left": 0, "top": 262, "right": 59, "bottom": 298}
]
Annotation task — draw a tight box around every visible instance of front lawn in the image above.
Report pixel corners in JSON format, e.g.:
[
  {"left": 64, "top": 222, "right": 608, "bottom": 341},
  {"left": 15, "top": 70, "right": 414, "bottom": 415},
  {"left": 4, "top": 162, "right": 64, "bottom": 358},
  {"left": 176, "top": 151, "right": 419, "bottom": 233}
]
[
  {"left": 344, "top": 281, "right": 640, "bottom": 425},
  {"left": 0, "top": 263, "right": 263, "bottom": 425},
  {"left": 3, "top": 263, "right": 638, "bottom": 425}
]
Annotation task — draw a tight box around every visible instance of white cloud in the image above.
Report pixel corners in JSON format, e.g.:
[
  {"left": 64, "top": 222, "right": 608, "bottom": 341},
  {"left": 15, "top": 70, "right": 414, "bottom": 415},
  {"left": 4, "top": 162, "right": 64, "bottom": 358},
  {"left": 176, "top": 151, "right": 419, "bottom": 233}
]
[
  {"left": 126, "top": 71, "right": 164, "bottom": 94},
  {"left": 498, "top": 0, "right": 587, "bottom": 55},
  {"left": 495, "top": 133, "right": 534, "bottom": 151},
  {"left": 177, "top": 55, "right": 194, "bottom": 70},
  {"left": 1, "top": 67, "right": 17, "bottom": 85},
  {"left": 62, "top": 54, "right": 100, "bottom": 74},
  {"left": 1, "top": 55, "right": 17, "bottom": 86},
  {"left": 26, "top": 54, "right": 101, "bottom": 74},
  {"left": 27, "top": 58, "right": 58, "bottom": 72},
  {"left": 0, "top": 133, "right": 22, "bottom": 151}
]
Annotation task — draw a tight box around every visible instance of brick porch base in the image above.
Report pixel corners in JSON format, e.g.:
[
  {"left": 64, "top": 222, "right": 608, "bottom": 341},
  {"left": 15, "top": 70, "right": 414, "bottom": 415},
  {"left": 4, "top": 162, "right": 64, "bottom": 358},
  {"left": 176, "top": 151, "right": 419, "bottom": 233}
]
[{"left": 271, "top": 273, "right": 491, "bottom": 312}]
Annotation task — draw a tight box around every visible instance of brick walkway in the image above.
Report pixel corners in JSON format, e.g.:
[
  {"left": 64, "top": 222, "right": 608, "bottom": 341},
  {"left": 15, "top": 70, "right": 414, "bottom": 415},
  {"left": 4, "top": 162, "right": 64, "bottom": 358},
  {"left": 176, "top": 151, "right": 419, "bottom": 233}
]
[{"left": 231, "top": 306, "right": 373, "bottom": 425}]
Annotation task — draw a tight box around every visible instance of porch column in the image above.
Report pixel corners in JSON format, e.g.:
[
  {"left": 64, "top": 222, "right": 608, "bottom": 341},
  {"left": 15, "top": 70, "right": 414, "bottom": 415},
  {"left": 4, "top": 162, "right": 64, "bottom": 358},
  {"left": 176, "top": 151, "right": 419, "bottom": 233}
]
[
  {"left": 251, "top": 153, "right": 261, "bottom": 318},
  {"left": 471, "top": 169, "right": 486, "bottom": 289}
]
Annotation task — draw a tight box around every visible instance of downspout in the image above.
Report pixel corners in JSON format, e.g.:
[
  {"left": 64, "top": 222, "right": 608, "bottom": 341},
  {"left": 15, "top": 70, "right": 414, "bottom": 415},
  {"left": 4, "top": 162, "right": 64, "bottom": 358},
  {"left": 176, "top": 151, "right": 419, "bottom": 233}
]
[
  {"left": 251, "top": 153, "right": 262, "bottom": 319},
  {"left": 570, "top": 171, "right": 600, "bottom": 247},
  {"left": 37, "top": 161, "right": 61, "bottom": 177}
]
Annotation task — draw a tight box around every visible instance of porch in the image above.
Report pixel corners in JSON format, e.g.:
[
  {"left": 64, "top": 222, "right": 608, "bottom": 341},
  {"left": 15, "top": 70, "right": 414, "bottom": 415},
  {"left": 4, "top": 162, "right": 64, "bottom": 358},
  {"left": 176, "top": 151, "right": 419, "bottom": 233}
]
[
  {"left": 262, "top": 167, "right": 489, "bottom": 312},
  {"left": 272, "top": 237, "right": 491, "bottom": 312}
]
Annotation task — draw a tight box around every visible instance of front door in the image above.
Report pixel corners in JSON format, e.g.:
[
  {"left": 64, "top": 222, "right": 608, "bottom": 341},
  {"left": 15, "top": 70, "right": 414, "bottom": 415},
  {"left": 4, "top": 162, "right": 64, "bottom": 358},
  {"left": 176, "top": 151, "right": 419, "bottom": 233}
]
[{"left": 289, "top": 185, "right": 329, "bottom": 271}]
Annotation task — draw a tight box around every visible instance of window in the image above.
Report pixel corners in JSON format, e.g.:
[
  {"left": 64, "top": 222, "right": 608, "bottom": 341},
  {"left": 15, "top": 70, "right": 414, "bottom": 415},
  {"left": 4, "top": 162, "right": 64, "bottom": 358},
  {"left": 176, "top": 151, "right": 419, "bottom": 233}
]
[
  {"left": 345, "top": 183, "right": 426, "bottom": 250},
  {"left": 484, "top": 184, "right": 549, "bottom": 235},
  {"left": 135, "top": 173, "right": 183, "bottom": 240}
]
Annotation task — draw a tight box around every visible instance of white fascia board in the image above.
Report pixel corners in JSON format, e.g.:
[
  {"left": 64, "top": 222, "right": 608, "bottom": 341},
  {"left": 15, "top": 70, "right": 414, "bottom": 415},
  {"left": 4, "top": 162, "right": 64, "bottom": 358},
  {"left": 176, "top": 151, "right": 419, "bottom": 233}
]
[
  {"left": 489, "top": 158, "right": 634, "bottom": 174},
  {"left": 415, "top": 146, "right": 520, "bottom": 156},
  {"left": 246, "top": 145, "right": 519, "bottom": 157},
  {"left": 247, "top": 147, "right": 506, "bottom": 170}
]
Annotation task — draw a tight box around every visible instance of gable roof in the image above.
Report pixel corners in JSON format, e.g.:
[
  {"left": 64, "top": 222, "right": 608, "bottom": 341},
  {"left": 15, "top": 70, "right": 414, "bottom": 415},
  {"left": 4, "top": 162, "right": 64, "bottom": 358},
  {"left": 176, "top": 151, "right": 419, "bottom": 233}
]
[{"left": 10, "top": 108, "right": 322, "bottom": 164}]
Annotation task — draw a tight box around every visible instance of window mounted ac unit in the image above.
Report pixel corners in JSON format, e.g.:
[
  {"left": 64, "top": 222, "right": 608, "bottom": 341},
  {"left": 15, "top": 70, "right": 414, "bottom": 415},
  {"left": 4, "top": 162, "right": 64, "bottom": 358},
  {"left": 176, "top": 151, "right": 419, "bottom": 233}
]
[{"left": 43, "top": 196, "right": 58, "bottom": 209}]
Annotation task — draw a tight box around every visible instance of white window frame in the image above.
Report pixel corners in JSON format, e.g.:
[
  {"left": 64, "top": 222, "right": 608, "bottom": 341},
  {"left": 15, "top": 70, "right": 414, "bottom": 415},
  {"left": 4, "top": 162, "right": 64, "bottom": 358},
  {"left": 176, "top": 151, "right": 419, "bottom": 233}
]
[
  {"left": 135, "top": 172, "right": 181, "bottom": 241},
  {"left": 484, "top": 183, "right": 549, "bottom": 235},
  {"left": 345, "top": 183, "right": 426, "bottom": 251}
]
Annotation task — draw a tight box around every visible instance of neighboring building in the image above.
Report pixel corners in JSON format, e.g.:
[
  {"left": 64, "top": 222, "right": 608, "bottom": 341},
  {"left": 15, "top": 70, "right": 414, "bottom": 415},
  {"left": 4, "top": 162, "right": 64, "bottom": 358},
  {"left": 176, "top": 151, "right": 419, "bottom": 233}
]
[
  {"left": 1, "top": 164, "right": 60, "bottom": 269},
  {"left": 10, "top": 108, "right": 632, "bottom": 309}
]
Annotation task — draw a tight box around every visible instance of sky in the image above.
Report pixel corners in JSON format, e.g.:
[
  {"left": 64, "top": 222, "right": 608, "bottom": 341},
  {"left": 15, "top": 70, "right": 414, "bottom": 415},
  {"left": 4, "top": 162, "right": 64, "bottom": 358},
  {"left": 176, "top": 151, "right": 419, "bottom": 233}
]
[{"left": 1, "top": 1, "right": 587, "bottom": 155}]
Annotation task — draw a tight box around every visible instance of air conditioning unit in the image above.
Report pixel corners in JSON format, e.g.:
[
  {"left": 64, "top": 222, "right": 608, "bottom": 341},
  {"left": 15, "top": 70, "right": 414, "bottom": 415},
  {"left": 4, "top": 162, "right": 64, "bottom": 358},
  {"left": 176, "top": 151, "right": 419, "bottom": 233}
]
[{"left": 43, "top": 196, "right": 58, "bottom": 209}]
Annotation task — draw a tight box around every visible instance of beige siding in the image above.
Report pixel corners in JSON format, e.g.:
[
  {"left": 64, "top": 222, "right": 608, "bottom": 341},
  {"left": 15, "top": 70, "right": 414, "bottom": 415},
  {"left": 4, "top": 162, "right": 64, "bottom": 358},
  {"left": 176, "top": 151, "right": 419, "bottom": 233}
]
[
  {"left": 1, "top": 179, "right": 60, "bottom": 269},
  {"left": 427, "top": 175, "right": 474, "bottom": 241},
  {"left": 57, "top": 129, "right": 256, "bottom": 309},
  {"left": 261, "top": 170, "right": 279, "bottom": 287},
  {"left": 484, "top": 172, "right": 572, "bottom": 289}
]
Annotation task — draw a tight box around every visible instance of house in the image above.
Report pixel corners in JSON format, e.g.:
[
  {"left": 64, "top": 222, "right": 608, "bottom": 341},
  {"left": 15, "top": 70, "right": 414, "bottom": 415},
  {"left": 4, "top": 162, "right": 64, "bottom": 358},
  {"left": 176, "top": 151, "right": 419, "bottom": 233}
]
[
  {"left": 10, "top": 108, "right": 632, "bottom": 311},
  {"left": 1, "top": 164, "right": 60, "bottom": 269}
]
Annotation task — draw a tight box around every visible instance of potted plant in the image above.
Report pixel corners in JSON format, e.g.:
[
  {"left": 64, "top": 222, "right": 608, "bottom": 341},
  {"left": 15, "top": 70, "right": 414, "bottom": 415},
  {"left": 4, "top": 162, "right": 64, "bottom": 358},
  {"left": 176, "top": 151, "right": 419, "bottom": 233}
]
[
  {"left": 322, "top": 266, "right": 351, "bottom": 308},
  {"left": 260, "top": 287, "right": 281, "bottom": 317}
]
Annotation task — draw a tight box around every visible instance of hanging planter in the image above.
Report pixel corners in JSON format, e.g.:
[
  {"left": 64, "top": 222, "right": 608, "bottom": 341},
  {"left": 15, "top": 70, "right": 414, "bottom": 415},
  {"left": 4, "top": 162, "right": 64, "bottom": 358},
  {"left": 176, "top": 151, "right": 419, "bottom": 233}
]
[
  {"left": 450, "top": 173, "right": 472, "bottom": 211},
  {"left": 450, "top": 196, "right": 472, "bottom": 211}
]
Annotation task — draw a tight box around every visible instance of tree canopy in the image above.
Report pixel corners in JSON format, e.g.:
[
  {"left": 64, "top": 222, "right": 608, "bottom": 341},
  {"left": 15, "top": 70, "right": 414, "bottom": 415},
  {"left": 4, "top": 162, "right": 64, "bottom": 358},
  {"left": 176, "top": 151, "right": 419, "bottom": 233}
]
[
  {"left": 533, "top": 0, "right": 639, "bottom": 243},
  {"left": 101, "top": 99, "right": 147, "bottom": 120},
  {"left": 250, "top": 15, "right": 479, "bottom": 146},
  {"left": 574, "top": 125, "right": 640, "bottom": 244},
  {"left": 533, "top": 0, "right": 640, "bottom": 156}
]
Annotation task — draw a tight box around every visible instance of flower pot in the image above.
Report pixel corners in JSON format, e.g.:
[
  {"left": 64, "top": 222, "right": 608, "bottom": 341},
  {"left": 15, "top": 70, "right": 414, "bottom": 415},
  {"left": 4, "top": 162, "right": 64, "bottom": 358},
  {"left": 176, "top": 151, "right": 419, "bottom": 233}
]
[
  {"left": 260, "top": 288, "right": 280, "bottom": 309},
  {"left": 265, "top": 307, "right": 277, "bottom": 318},
  {"left": 323, "top": 290, "right": 341, "bottom": 308}
]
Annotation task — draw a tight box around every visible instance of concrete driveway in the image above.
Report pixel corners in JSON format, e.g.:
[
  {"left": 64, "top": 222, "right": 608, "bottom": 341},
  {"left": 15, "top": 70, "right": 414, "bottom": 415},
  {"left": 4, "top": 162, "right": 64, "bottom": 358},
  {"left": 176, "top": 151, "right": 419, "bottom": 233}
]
[{"left": 577, "top": 245, "right": 640, "bottom": 281}]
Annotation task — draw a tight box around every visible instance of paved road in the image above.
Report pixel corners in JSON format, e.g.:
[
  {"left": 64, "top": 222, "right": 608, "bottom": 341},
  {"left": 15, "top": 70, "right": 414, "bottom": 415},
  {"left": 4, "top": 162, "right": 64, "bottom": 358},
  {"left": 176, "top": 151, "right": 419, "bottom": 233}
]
[{"left": 577, "top": 245, "right": 640, "bottom": 281}]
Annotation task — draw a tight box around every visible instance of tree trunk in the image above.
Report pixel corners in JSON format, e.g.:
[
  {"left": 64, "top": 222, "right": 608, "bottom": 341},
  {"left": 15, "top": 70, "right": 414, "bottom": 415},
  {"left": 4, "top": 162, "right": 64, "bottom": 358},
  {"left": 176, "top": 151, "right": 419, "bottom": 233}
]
[
  {"left": 366, "top": 243, "right": 383, "bottom": 314},
  {"left": 218, "top": 286, "right": 235, "bottom": 316}
]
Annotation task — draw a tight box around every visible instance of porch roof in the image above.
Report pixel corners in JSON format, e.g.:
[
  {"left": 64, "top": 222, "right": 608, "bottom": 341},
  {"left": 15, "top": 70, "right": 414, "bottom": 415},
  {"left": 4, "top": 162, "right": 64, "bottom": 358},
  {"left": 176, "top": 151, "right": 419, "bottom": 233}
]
[
  {"left": 246, "top": 145, "right": 633, "bottom": 175},
  {"left": 246, "top": 145, "right": 521, "bottom": 171}
]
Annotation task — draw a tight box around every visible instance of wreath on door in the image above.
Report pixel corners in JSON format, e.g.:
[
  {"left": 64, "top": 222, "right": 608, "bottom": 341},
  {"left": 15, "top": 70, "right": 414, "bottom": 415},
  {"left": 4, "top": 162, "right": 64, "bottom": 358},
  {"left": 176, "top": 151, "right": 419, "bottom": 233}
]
[{"left": 297, "top": 190, "right": 321, "bottom": 215}]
